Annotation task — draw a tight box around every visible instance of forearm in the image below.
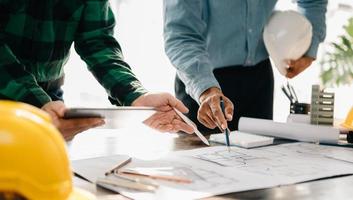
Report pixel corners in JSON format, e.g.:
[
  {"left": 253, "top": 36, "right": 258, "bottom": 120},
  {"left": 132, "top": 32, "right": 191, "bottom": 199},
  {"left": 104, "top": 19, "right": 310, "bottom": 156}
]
[
  {"left": 0, "top": 44, "right": 52, "bottom": 107},
  {"left": 174, "top": 57, "right": 221, "bottom": 103},
  {"left": 297, "top": 0, "right": 328, "bottom": 58},
  {"left": 75, "top": 1, "right": 147, "bottom": 106},
  {"left": 76, "top": 36, "right": 147, "bottom": 105},
  {"left": 163, "top": 0, "right": 219, "bottom": 102}
]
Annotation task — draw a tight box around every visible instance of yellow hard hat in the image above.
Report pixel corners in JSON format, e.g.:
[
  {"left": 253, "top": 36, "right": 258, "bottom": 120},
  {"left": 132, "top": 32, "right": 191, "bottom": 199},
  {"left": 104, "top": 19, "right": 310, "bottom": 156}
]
[
  {"left": 0, "top": 101, "right": 95, "bottom": 200},
  {"left": 342, "top": 106, "right": 353, "bottom": 131}
]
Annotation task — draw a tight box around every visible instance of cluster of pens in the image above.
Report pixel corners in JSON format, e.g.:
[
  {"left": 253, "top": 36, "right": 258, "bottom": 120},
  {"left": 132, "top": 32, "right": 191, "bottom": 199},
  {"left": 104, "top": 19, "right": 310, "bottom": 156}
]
[
  {"left": 281, "top": 82, "right": 299, "bottom": 104},
  {"left": 98, "top": 157, "right": 192, "bottom": 192},
  {"left": 281, "top": 82, "right": 310, "bottom": 114}
]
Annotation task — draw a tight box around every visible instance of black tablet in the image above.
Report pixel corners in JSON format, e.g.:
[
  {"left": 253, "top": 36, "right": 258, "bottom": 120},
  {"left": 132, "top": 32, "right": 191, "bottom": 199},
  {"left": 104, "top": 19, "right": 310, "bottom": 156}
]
[{"left": 63, "top": 107, "right": 156, "bottom": 119}]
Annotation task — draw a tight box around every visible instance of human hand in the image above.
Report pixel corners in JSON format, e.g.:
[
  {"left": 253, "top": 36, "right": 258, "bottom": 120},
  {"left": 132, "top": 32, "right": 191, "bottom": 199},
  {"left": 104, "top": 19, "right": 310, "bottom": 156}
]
[
  {"left": 198, "top": 87, "right": 233, "bottom": 131},
  {"left": 143, "top": 109, "right": 194, "bottom": 133},
  {"left": 286, "top": 56, "right": 315, "bottom": 78},
  {"left": 42, "top": 101, "right": 105, "bottom": 141},
  {"left": 132, "top": 92, "right": 194, "bottom": 133}
]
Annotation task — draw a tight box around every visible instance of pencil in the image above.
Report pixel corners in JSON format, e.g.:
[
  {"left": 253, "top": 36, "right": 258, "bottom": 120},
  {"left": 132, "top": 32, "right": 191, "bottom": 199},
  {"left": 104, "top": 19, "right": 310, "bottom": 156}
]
[
  {"left": 173, "top": 107, "right": 210, "bottom": 146},
  {"left": 119, "top": 169, "right": 192, "bottom": 184},
  {"left": 281, "top": 86, "right": 294, "bottom": 103},
  {"left": 105, "top": 157, "right": 132, "bottom": 176},
  {"left": 220, "top": 97, "right": 231, "bottom": 151},
  {"left": 289, "top": 85, "right": 299, "bottom": 102},
  {"left": 114, "top": 174, "right": 160, "bottom": 188},
  {"left": 97, "top": 177, "right": 157, "bottom": 192}
]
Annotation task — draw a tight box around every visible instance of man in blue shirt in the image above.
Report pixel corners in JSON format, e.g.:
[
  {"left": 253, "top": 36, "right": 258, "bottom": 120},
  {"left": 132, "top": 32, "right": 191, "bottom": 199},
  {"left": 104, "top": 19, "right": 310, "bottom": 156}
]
[{"left": 163, "top": 0, "right": 327, "bottom": 133}]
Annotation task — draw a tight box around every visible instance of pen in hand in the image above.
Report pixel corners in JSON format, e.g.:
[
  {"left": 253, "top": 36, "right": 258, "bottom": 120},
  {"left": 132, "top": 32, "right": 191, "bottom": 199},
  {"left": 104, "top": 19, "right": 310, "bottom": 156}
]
[{"left": 220, "top": 97, "right": 231, "bottom": 151}]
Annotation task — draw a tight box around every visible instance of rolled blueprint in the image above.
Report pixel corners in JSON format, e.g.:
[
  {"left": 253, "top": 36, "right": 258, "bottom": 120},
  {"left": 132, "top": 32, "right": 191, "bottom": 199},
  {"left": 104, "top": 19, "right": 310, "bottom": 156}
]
[{"left": 238, "top": 117, "right": 339, "bottom": 144}]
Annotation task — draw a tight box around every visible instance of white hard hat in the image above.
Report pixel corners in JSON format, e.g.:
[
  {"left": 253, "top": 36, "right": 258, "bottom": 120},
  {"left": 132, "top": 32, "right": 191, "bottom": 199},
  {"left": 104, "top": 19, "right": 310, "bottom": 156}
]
[{"left": 263, "top": 10, "right": 313, "bottom": 76}]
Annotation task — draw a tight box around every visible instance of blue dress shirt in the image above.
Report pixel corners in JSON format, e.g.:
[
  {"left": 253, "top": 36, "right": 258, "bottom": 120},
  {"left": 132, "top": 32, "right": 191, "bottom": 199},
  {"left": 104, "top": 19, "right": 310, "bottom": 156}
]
[{"left": 163, "top": 0, "right": 327, "bottom": 102}]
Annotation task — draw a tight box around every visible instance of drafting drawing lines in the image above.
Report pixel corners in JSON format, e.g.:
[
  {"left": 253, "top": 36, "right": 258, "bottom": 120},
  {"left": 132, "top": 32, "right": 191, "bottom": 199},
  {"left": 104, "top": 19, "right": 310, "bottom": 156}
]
[
  {"left": 166, "top": 166, "right": 240, "bottom": 190},
  {"left": 191, "top": 148, "right": 331, "bottom": 178},
  {"left": 194, "top": 149, "right": 270, "bottom": 167},
  {"left": 237, "top": 159, "right": 329, "bottom": 177},
  {"left": 131, "top": 160, "right": 239, "bottom": 190}
]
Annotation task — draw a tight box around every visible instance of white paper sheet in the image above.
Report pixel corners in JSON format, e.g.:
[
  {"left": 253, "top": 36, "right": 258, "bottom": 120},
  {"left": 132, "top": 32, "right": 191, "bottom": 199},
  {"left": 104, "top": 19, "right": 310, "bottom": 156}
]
[
  {"left": 239, "top": 117, "right": 339, "bottom": 144},
  {"left": 71, "top": 155, "right": 131, "bottom": 182},
  {"left": 105, "top": 156, "right": 277, "bottom": 200},
  {"left": 209, "top": 131, "right": 274, "bottom": 148},
  {"left": 275, "top": 142, "right": 353, "bottom": 164},
  {"left": 109, "top": 143, "right": 353, "bottom": 199}
]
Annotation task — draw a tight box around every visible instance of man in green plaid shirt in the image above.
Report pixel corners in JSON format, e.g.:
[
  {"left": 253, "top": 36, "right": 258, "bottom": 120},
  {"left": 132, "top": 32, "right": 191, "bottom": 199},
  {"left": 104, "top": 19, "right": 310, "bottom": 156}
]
[{"left": 0, "top": 0, "right": 193, "bottom": 139}]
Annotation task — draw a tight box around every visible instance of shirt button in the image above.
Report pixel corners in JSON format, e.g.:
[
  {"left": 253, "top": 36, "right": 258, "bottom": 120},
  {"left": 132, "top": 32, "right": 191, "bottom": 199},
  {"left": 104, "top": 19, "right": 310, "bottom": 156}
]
[
  {"left": 246, "top": 59, "right": 252, "bottom": 65},
  {"left": 248, "top": 29, "right": 253, "bottom": 33}
]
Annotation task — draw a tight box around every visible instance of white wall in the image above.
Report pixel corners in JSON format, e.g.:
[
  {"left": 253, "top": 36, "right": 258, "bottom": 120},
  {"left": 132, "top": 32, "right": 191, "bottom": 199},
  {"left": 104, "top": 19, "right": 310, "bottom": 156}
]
[{"left": 63, "top": 0, "right": 353, "bottom": 121}]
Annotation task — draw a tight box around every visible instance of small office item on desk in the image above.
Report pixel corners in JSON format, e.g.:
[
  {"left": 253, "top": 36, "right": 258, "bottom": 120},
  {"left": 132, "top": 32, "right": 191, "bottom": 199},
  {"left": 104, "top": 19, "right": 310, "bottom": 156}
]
[
  {"left": 118, "top": 168, "right": 193, "bottom": 184},
  {"left": 209, "top": 131, "right": 274, "bottom": 148},
  {"left": 173, "top": 108, "right": 210, "bottom": 146},
  {"left": 105, "top": 157, "right": 132, "bottom": 176},
  {"left": 290, "top": 102, "right": 310, "bottom": 114},
  {"left": 97, "top": 176, "right": 157, "bottom": 192},
  {"left": 238, "top": 117, "right": 339, "bottom": 144},
  {"left": 286, "top": 114, "right": 310, "bottom": 124},
  {"left": 64, "top": 107, "right": 156, "bottom": 119},
  {"left": 114, "top": 173, "right": 159, "bottom": 188},
  {"left": 71, "top": 155, "right": 131, "bottom": 183},
  {"left": 286, "top": 81, "right": 297, "bottom": 103},
  {"left": 281, "top": 82, "right": 310, "bottom": 114},
  {"left": 64, "top": 107, "right": 156, "bottom": 128},
  {"left": 288, "top": 81, "right": 299, "bottom": 103},
  {"left": 73, "top": 155, "right": 159, "bottom": 193},
  {"left": 281, "top": 81, "right": 298, "bottom": 104},
  {"left": 224, "top": 128, "right": 231, "bottom": 152},
  {"left": 342, "top": 107, "right": 353, "bottom": 143},
  {"left": 219, "top": 97, "right": 231, "bottom": 151},
  {"left": 281, "top": 85, "right": 294, "bottom": 103},
  {"left": 346, "top": 133, "right": 353, "bottom": 143},
  {"left": 310, "top": 85, "right": 334, "bottom": 125}
]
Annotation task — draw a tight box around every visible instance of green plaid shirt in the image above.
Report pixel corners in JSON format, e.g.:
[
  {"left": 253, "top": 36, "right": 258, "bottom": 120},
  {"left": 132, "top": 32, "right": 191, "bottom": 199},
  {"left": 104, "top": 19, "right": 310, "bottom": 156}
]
[{"left": 0, "top": 0, "right": 147, "bottom": 107}]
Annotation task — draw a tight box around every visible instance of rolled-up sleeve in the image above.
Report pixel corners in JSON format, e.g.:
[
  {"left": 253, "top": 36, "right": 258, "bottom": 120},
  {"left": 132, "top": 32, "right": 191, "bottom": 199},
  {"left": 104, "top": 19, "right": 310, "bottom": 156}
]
[
  {"left": 74, "top": 0, "right": 147, "bottom": 106},
  {"left": 163, "top": 0, "right": 220, "bottom": 102},
  {"left": 297, "top": 0, "right": 328, "bottom": 58}
]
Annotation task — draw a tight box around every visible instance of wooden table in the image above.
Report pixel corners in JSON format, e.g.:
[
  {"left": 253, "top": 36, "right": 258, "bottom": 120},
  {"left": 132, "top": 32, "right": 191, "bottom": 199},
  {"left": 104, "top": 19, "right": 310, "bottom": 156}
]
[{"left": 70, "top": 126, "right": 353, "bottom": 200}]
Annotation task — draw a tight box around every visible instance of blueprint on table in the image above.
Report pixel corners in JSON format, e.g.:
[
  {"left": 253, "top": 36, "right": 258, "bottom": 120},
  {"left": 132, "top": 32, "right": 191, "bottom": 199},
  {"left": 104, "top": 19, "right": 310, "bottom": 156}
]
[{"left": 103, "top": 143, "right": 353, "bottom": 200}]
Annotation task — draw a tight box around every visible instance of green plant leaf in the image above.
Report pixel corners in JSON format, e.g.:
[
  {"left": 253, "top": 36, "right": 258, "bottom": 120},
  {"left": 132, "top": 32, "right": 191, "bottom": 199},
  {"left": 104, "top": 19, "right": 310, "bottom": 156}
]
[
  {"left": 345, "top": 18, "right": 353, "bottom": 38},
  {"left": 342, "top": 36, "right": 352, "bottom": 50},
  {"left": 332, "top": 42, "right": 346, "bottom": 52},
  {"left": 320, "top": 17, "right": 353, "bottom": 87}
]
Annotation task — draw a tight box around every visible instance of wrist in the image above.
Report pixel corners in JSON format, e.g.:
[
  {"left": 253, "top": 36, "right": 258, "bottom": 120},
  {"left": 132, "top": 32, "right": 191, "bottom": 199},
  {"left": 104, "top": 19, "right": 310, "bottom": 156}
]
[
  {"left": 123, "top": 89, "right": 148, "bottom": 106},
  {"left": 131, "top": 93, "right": 148, "bottom": 106},
  {"left": 199, "top": 87, "right": 222, "bottom": 103},
  {"left": 305, "top": 56, "right": 315, "bottom": 61}
]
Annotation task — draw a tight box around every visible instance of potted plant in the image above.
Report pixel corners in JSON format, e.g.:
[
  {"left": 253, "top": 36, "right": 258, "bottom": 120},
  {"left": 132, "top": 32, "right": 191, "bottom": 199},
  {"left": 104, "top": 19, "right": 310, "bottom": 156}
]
[
  {"left": 320, "top": 17, "right": 353, "bottom": 86},
  {"left": 320, "top": 17, "right": 353, "bottom": 120}
]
